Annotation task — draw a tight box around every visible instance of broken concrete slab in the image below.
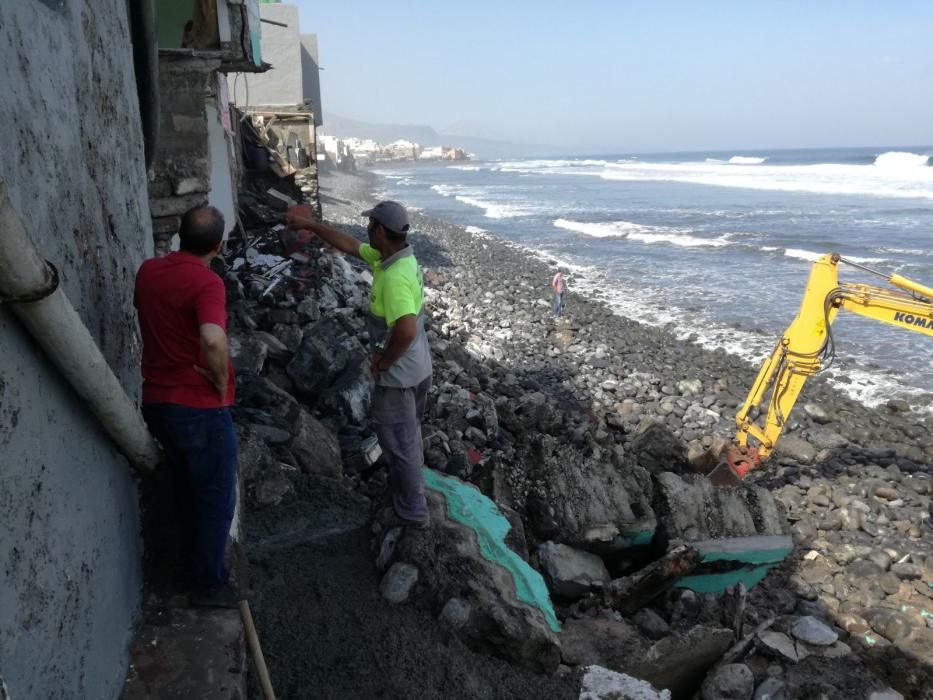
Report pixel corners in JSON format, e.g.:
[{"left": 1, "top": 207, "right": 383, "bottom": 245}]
[{"left": 383, "top": 470, "right": 561, "bottom": 673}]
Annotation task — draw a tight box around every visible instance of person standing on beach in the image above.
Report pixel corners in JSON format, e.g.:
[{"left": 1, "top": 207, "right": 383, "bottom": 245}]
[
  {"left": 134, "top": 205, "right": 240, "bottom": 607},
  {"left": 551, "top": 270, "right": 566, "bottom": 317},
  {"left": 286, "top": 201, "right": 433, "bottom": 528}
]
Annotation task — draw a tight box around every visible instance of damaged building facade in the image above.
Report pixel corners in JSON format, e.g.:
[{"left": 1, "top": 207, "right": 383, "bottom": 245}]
[
  {"left": 0, "top": 1, "right": 155, "bottom": 697},
  {"left": 0, "top": 0, "right": 269, "bottom": 697}
]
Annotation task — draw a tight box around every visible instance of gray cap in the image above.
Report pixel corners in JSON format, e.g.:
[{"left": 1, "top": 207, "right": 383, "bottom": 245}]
[{"left": 361, "top": 200, "right": 410, "bottom": 235}]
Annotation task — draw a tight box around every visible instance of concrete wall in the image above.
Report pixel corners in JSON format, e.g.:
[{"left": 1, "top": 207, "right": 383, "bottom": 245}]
[
  {"left": 230, "top": 3, "right": 302, "bottom": 107},
  {"left": 148, "top": 54, "right": 220, "bottom": 254},
  {"left": 206, "top": 99, "right": 237, "bottom": 235},
  {"left": 300, "top": 33, "right": 323, "bottom": 127},
  {"left": 0, "top": 2, "right": 151, "bottom": 697}
]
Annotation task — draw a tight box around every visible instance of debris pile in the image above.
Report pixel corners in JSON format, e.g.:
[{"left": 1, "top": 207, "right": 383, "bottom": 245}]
[{"left": 226, "top": 171, "right": 931, "bottom": 699}]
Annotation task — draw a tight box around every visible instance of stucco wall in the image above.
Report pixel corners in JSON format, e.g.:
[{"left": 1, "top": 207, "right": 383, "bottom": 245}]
[
  {"left": 230, "top": 3, "right": 302, "bottom": 107},
  {"left": 300, "top": 33, "right": 324, "bottom": 127},
  {"left": 0, "top": 1, "right": 151, "bottom": 697}
]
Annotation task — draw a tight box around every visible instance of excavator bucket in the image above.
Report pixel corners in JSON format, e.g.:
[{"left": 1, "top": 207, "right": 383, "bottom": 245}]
[{"left": 690, "top": 441, "right": 761, "bottom": 487}]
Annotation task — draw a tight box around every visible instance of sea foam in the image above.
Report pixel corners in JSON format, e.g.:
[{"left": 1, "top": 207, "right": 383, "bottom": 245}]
[
  {"left": 728, "top": 156, "right": 768, "bottom": 164},
  {"left": 554, "top": 218, "right": 732, "bottom": 247}
]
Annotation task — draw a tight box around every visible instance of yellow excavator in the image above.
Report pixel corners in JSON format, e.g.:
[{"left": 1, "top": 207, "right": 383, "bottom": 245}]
[{"left": 702, "top": 253, "right": 933, "bottom": 485}]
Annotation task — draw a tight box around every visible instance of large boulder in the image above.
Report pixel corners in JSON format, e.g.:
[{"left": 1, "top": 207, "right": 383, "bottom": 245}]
[
  {"left": 519, "top": 435, "right": 657, "bottom": 552},
  {"left": 653, "top": 472, "right": 788, "bottom": 543},
  {"left": 286, "top": 316, "right": 374, "bottom": 425},
  {"left": 535, "top": 542, "right": 611, "bottom": 599},
  {"left": 378, "top": 471, "right": 562, "bottom": 673}
]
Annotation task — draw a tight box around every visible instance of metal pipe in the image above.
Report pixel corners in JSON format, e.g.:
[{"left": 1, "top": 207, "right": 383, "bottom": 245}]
[{"left": 0, "top": 180, "right": 160, "bottom": 472}]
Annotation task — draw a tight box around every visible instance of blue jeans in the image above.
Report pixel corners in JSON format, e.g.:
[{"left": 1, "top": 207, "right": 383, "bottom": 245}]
[
  {"left": 553, "top": 293, "right": 563, "bottom": 316},
  {"left": 143, "top": 404, "right": 237, "bottom": 594}
]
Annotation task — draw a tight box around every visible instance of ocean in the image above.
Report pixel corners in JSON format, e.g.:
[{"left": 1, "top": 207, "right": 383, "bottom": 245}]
[{"left": 371, "top": 146, "right": 933, "bottom": 411}]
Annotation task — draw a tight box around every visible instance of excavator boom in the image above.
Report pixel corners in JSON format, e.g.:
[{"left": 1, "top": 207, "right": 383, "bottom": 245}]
[{"left": 702, "top": 253, "right": 932, "bottom": 483}]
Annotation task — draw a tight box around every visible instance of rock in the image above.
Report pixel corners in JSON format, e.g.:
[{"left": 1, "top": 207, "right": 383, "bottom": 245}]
[
  {"left": 653, "top": 472, "right": 788, "bottom": 542},
  {"left": 252, "top": 471, "right": 293, "bottom": 507},
  {"left": 535, "top": 541, "right": 611, "bottom": 599},
  {"left": 701, "top": 663, "right": 754, "bottom": 700},
  {"left": 790, "top": 616, "right": 838, "bottom": 646},
  {"left": 890, "top": 562, "right": 922, "bottom": 580},
  {"left": 250, "top": 424, "right": 292, "bottom": 446},
  {"left": 756, "top": 631, "right": 809, "bottom": 662},
  {"left": 752, "top": 677, "right": 786, "bottom": 700},
  {"left": 806, "top": 427, "right": 848, "bottom": 451},
  {"left": 773, "top": 435, "right": 816, "bottom": 464},
  {"left": 677, "top": 379, "right": 704, "bottom": 396},
  {"left": 628, "top": 626, "right": 734, "bottom": 698},
  {"left": 437, "top": 598, "right": 471, "bottom": 630},
  {"left": 868, "top": 690, "right": 905, "bottom": 700},
  {"left": 518, "top": 434, "right": 656, "bottom": 552},
  {"left": 579, "top": 666, "right": 672, "bottom": 700},
  {"left": 390, "top": 483, "right": 561, "bottom": 673},
  {"left": 630, "top": 422, "right": 689, "bottom": 474},
  {"left": 252, "top": 330, "right": 291, "bottom": 363},
  {"left": 559, "top": 617, "right": 645, "bottom": 668},
  {"left": 289, "top": 409, "right": 343, "bottom": 478},
  {"left": 865, "top": 608, "right": 912, "bottom": 641},
  {"left": 886, "top": 399, "right": 910, "bottom": 413},
  {"left": 375, "top": 526, "right": 402, "bottom": 571},
  {"left": 229, "top": 332, "right": 269, "bottom": 374},
  {"left": 380, "top": 562, "right": 419, "bottom": 604},
  {"left": 802, "top": 403, "right": 831, "bottom": 424},
  {"left": 632, "top": 609, "right": 670, "bottom": 641}
]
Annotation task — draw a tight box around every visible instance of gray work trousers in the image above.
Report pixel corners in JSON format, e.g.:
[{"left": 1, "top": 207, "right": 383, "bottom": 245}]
[{"left": 370, "top": 375, "right": 431, "bottom": 521}]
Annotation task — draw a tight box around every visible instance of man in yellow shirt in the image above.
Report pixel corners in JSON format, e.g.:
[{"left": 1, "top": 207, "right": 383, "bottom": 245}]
[{"left": 286, "top": 201, "right": 432, "bottom": 527}]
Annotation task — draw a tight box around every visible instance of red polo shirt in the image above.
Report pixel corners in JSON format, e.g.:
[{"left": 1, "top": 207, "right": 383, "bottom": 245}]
[{"left": 134, "top": 251, "right": 235, "bottom": 407}]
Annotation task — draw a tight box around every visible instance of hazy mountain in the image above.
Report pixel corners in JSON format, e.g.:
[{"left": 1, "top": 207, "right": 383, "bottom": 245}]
[{"left": 322, "top": 112, "right": 568, "bottom": 159}]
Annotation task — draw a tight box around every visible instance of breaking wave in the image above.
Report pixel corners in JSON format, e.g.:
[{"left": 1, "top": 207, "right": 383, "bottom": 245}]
[
  {"left": 728, "top": 156, "right": 768, "bottom": 164},
  {"left": 554, "top": 218, "right": 732, "bottom": 247},
  {"left": 873, "top": 151, "right": 931, "bottom": 169}
]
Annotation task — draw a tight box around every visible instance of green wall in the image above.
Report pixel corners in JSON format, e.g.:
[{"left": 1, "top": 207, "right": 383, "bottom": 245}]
[{"left": 155, "top": 0, "right": 195, "bottom": 49}]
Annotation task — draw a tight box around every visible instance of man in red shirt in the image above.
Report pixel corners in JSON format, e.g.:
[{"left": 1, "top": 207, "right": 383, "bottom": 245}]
[{"left": 134, "top": 205, "right": 238, "bottom": 607}]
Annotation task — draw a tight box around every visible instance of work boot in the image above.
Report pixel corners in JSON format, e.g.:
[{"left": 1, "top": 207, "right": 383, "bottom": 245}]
[
  {"left": 374, "top": 506, "right": 431, "bottom": 531},
  {"left": 189, "top": 582, "right": 241, "bottom": 609}
]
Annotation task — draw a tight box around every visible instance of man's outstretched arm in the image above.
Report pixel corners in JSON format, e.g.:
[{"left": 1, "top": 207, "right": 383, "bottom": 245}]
[{"left": 286, "top": 214, "right": 362, "bottom": 258}]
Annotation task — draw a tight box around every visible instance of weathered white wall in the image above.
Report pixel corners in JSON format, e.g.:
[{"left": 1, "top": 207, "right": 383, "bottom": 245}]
[
  {"left": 230, "top": 3, "right": 302, "bottom": 107},
  {"left": 0, "top": 1, "right": 151, "bottom": 697},
  {"left": 206, "top": 99, "right": 237, "bottom": 236}
]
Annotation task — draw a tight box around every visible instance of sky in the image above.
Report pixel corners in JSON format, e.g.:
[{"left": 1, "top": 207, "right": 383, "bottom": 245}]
[{"left": 292, "top": 1, "right": 933, "bottom": 153}]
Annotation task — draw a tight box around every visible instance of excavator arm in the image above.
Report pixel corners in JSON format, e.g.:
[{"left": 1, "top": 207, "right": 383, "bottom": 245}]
[{"left": 712, "top": 253, "right": 933, "bottom": 482}]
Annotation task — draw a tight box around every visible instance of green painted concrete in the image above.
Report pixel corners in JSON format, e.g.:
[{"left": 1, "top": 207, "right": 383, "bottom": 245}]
[
  {"left": 699, "top": 547, "right": 793, "bottom": 566},
  {"left": 155, "top": 0, "right": 195, "bottom": 49},
  {"left": 424, "top": 469, "right": 560, "bottom": 632},
  {"left": 675, "top": 564, "right": 773, "bottom": 593}
]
